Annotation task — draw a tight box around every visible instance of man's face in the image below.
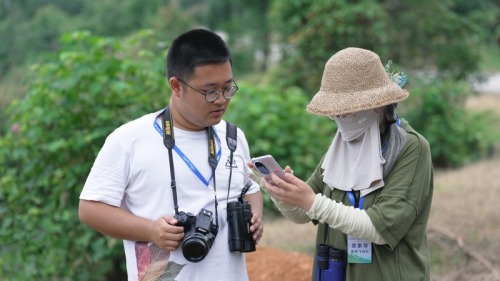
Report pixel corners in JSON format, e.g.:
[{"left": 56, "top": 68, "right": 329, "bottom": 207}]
[{"left": 172, "top": 62, "right": 234, "bottom": 131}]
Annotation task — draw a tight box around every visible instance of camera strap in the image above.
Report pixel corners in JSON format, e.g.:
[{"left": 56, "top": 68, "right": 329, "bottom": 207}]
[
  {"left": 225, "top": 121, "right": 237, "bottom": 203},
  {"left": 161, "top": 106, "right": 238, "bottom": 228},
  {"left": 161, "top": 106, "right": 181, "bottom": 215}
]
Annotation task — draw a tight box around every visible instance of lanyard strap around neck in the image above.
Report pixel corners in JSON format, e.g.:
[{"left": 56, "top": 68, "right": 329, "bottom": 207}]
[
  {"left": 161, "top": 106, "right": 219, "bottom": 225},
  {"left": 347, "top": 190, "right": 365, "bottom": 210}
]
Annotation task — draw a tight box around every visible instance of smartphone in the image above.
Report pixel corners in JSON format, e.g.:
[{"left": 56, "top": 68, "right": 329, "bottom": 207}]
[{"left": 250, "top": 155, "right": 287, "bottom": 184}]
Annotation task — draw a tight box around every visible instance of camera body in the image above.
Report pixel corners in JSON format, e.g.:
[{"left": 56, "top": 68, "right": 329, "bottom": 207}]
[
  {"left": 315, "top": 244, "right": 346, "bottom": 281},
  {"left": 175, "top": 209, "right": 218, "bottom": 263},
  {"left": 174, "top": 211, "right": 195, "bottom": 230},
  {"left": 227, "top": 187, "right": 256, "bottom": 252}
]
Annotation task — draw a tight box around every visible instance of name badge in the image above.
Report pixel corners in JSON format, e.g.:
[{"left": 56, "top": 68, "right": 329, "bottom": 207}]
[{"left": 347, "top": 235, "right": 372, "bottom": 263}]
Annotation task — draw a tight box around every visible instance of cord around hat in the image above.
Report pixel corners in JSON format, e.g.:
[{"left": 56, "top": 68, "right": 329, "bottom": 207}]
[{"left": 306, "top": 47, "right": 409, "bottom": 116}]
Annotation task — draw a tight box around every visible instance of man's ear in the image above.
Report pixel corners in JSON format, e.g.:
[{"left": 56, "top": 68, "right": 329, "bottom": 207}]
[{"left": 169, "top": 77, "right": 183, "bottom": 98}]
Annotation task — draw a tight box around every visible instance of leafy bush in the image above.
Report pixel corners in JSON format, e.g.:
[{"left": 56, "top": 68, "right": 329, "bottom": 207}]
[
  {"left": 403, "top": 78, "right": 499, "bottom": 167},
  {"left": 224, "top": 83, "right": 334, "bottom": 212},
  {"left": 0, "top": 30, "right": 168, "bottom": 280}
]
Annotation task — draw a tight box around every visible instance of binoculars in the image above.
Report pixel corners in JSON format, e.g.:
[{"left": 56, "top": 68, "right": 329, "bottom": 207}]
[
  {"left": 227, "top": 183, "right": 256, "bottom": 253},
  {"left": 315, "top": 243, "right": 345, "bottom": 281}
]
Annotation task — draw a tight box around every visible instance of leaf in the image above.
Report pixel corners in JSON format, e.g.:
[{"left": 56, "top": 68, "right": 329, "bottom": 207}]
[
  {"left": 158, "top": 262, "right": 186, "bottom": 281},
  {"left": 138, "top": 243, "right": 178, "bottom": 281},
  {"left": 135, "top": 242, "right": 151, "bottom": 281}
]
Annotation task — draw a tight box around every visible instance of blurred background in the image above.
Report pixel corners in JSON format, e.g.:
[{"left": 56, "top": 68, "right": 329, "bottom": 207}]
[{"left": 0, "top": 0, "right": 499, "bottom": 280}]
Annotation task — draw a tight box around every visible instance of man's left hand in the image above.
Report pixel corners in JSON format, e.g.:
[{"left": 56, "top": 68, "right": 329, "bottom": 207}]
[{"left": 250, "top": 211, "right": 263, "bottom": 244}]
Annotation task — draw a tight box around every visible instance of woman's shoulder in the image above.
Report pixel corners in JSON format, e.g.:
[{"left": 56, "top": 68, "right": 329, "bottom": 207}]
[{"left": 400, "top": 119, "right": 431, "bottom": 159}]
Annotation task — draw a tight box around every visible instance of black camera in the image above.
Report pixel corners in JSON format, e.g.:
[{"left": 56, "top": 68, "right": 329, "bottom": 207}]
[
  {"left": 227, "top": 182, "right": 256, "bottom": 252},
  {"left": 175, "top": 209, "right": 218, "bottom": 263}
]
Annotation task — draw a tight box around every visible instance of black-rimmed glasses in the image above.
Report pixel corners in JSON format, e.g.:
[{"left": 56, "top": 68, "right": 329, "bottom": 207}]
[{"left": 178, "top": 78, "right": 239, "bottom": 102}]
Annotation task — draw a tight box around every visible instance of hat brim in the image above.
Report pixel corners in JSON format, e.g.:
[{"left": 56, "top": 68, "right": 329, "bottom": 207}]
[{"left": 306, "top": 82, "right": 409, "bottom": 116}]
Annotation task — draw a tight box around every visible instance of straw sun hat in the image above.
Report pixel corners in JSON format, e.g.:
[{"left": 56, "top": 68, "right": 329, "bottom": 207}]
[{"left": 306, "top": 47, "right": 409, "bottom": 116}]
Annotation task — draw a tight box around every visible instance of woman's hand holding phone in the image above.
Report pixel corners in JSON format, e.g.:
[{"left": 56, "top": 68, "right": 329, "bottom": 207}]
[
  {"left": 249, "top": 155, "right": 287, "bottom": 185},
  {"left": 247, "top": 156, "right": 315, "bottom": 211}
]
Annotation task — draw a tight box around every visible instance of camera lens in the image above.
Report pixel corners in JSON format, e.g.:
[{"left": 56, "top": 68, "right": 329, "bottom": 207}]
[
  {"left": 254, "top": 162, "right": 269, "bottom": 175},
  {"left": 183, "top": 236, "right": 209, "bottom": 262}
]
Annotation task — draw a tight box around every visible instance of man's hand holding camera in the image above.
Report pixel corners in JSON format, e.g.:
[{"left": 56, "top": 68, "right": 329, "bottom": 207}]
[{"left": 150, "top": 215, "right": 185, "bottom": 251}]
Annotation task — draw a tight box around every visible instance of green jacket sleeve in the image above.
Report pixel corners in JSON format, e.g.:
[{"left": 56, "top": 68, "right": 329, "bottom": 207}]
[{"left": 366, "top": 130, "right": 433, "bottom": 250}]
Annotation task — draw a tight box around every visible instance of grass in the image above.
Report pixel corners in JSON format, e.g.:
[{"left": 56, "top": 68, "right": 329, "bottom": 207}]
[
  {"left": 466, "top": 93, "right": 500, "bottom": 112},
  {"left": 428, "top": 155, "right": 500, "bottom": 280}
]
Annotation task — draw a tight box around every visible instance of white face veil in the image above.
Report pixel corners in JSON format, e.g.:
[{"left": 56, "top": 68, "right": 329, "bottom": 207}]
[{"left": 321, "top": 109, "right": 386, "bottom": 197}]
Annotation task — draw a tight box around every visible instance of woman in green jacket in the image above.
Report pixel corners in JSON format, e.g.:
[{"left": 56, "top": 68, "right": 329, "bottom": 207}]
[{"left": 250, "top": 47, "right": 433, "bottom": 281}]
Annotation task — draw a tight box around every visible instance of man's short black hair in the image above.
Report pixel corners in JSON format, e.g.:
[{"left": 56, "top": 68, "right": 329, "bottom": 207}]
[{"left": 167, "top": 29, "right": 233, "bottom": 81}]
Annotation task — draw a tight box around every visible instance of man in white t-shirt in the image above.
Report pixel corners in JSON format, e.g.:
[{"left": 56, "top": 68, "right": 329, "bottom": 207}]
[{"left": 79, "top": 29, "right": 264, "bottom": 281}]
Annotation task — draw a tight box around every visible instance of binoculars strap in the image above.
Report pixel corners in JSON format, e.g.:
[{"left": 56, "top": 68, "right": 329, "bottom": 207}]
[{"left": 225, "top": 121, "right": 237, "bottom": 203}]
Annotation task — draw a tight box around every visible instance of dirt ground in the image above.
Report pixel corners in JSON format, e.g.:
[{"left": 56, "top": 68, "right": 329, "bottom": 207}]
[{"left": 246, "top": 246, "right": 314, "bottom": 281}]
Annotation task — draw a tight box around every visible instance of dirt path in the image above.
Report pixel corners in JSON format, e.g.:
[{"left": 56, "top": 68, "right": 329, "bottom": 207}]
[{"left": 246, "top": 246, "right": 314, "bottom": 281}]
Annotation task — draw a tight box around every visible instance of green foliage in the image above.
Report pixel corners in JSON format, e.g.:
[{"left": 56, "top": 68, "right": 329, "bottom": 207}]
[
  {"left": 269, "top": 0, "right": 496, "bottom": 94},
  {"left": 0, "top": 0, "right": 275, "bottom": 81},
  {"left": 382, "top": 0, "right": 484, "bottom": 80},
  {"left": 79, "top": 0, "right": 166, "bottom": 37},
  {"left": 224, "top": 83, "right": 334, "bottom": 212},
  {"left": 269, "top": 0, "right": 388, "bottom": 94},
  {"left": 145, "top": 1, "right": 199, "bottom": 42},
  {"left": 0, "top": 0, "right": 172, "bottom": 79},
  {"left": 403, "top": 79, "right": 500, "bottom": 168},
  {"left": 479, "top": 44, "right": 500, "bottom": 72},
  {"left": 0, "top": 4, "right": 76, "bottom": 77},
  {"left": 202, "top": 0, "right": 272, "bottom": 74},
  {"left": 0, "top": 30, "right": 169, "bottom": 280}
]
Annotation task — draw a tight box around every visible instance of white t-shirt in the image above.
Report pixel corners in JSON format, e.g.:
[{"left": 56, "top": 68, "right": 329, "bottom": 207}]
[{"left": 80, "top": 109, "right": 259, "bottom": 281}]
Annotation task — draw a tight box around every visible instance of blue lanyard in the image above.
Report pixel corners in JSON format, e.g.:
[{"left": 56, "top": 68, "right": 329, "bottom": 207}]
[
  {"left": 347, "top": 191, "right": 364, "bottom": 210},
  {"left": 154, "top": 110, "right": 222, "bottom": 186}
]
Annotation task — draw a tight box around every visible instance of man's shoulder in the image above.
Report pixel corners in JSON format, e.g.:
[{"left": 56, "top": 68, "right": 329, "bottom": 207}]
[
  {"left": 215, "top": 120, "right": 245, "bottom": 136},
  {"left": 105, "top": 112, "right": 159, "bottom": 146},
  {"left": 215, "top": 120, "right": 251, "bottom": 146},
  {"left": 114, "top": 112, "right": 157, "bottom": 134}
]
